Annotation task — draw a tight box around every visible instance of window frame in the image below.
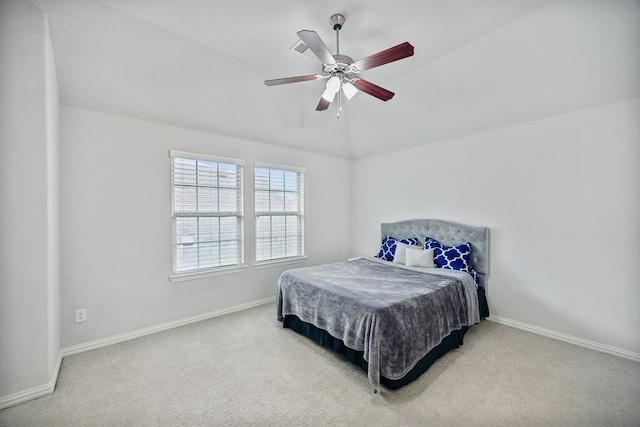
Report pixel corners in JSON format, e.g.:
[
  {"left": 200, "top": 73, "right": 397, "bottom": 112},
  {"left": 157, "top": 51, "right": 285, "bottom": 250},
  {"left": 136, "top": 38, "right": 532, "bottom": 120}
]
[
  {"left": 254, "top": 161, "right": 306, "bottom": 267},
  {"left": 169, "top": 150, "right": 246, "bottom": 282}
]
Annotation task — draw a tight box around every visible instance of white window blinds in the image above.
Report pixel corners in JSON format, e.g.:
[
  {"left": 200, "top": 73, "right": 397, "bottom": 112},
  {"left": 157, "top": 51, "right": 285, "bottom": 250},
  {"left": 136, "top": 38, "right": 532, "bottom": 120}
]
[
  {"left": 170, "top": 151, "right": 244, "bottom": 274},
  {"left": 254, "top": 162, "right": 305, "bottom": 262}
]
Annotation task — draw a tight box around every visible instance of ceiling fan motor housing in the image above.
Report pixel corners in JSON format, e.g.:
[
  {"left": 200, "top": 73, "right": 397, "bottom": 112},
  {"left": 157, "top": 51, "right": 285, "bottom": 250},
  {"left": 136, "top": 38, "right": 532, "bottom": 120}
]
[{"left": 323, "top": 54, "right": 360, "bottom": 78}]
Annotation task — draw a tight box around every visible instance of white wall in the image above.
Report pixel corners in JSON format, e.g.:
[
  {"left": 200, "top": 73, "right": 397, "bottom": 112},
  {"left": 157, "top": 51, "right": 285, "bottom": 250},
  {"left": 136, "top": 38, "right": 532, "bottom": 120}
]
[
  {"left": 44, "top": 3, "right": 61, "bottom": 383},
  {"left": 0, "top": 0, "right": 60, "bottom": 404},
  {"left": 349, "top": 0, "right": 640, "bottom": 357},
  {"left": 59, "top": 106, "right": 351, "bottom": 348},
  {"left": 351, "top": 97, "right": 640, "bottom": 355}
]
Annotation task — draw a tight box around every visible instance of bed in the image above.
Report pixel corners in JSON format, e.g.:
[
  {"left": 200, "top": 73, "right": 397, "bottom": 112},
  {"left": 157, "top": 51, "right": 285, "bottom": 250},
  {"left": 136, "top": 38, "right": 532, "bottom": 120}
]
[{"left": 276, "top": 219, "right": 490, "bottom": 392}]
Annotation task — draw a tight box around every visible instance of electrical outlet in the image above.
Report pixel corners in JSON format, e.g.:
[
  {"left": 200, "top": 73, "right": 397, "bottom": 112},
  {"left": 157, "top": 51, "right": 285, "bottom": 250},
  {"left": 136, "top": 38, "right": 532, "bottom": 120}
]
[{"left": 75, "top": 308, "right": 87, "bottom": 323}]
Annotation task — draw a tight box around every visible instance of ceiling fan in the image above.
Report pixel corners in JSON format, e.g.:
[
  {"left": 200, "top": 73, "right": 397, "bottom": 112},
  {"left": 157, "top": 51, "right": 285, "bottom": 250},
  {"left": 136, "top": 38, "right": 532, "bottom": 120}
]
[{"left": 264, "top": 14, "right": 414, "bottom": 117}]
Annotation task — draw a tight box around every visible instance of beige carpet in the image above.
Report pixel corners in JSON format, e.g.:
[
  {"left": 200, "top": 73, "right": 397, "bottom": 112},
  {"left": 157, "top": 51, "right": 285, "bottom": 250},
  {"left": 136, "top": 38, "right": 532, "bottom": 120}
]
[{"left": 1, "top": 303, "right": 639, "bottom": 426}]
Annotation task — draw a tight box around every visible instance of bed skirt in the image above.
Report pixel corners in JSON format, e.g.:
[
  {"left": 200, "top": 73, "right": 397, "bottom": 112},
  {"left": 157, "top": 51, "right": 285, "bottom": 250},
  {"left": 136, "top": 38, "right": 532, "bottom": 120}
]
[{"left": 282, "top": 286, "right": 489, "bottom": 390}]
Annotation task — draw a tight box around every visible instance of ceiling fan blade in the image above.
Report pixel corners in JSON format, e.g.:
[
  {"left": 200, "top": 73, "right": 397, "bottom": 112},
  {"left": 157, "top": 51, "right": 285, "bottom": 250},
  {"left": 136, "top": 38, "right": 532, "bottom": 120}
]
[
  {"left": 264, "top": 74, "right": 325, "bottom": 86},
  {"left": 316, "top": 97, "right": 331, "bottom": 111},
  {"left": 354, "top": 41, "right": 414, "bottom": 71},
  {"left": 352, "top": 79, "right": 395, "bottom": 101},
  {"left": 297, "top": 30, "right": 336, "bottom": 65}
]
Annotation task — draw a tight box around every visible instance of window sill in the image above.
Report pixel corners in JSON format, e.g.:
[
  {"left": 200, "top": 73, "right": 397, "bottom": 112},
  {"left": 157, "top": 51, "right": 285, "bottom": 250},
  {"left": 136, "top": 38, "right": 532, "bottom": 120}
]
[
  {"left": 170, "top": 264, "right": 248, "bottom": 283},
  {"left": 253, "top": 256, "right": 307, "bottom": 270}
]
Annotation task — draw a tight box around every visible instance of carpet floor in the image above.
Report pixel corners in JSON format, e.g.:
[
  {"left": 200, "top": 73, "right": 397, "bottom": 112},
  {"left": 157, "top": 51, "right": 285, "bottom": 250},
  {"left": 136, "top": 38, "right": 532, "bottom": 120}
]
[{"left": 1, "top": 303, "right": 639, "bottom": 426}]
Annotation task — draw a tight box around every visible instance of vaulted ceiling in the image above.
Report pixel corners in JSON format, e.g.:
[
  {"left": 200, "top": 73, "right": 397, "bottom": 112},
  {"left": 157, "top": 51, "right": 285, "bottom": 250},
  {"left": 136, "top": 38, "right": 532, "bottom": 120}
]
[{"left": 32, "top": 0, "right": 640, "bottom": 158}]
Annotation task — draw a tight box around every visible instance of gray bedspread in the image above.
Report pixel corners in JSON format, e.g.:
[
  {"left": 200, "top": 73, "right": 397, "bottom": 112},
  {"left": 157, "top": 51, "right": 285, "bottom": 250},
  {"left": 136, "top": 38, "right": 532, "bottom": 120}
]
[{"left": 276, "top": 257, "right": 480, "bottom": 390}]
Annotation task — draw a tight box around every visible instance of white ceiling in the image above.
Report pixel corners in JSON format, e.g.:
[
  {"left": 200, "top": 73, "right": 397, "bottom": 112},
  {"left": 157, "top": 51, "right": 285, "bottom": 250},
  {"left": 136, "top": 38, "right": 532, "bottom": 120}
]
[{"left": 31, "top": 0, "right": 640, "bottom": 158}]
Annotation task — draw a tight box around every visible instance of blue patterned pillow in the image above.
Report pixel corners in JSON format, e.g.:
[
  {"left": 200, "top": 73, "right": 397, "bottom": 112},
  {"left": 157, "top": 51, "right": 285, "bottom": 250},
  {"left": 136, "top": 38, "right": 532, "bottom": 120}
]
[
  {"left": 423, "top": 236, "right": 471, "bottom": 272},
  {"left": 423, "top": 237, "right": 443, "bottom": 251},
  {"left": 376, "top": 236, "right": 419, "bottom": 261}
]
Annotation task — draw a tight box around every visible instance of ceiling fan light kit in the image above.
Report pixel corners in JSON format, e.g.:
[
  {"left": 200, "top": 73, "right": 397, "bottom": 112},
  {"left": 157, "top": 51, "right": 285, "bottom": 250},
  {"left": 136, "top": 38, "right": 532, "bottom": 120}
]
[{"left": 265, "top": 13, "right": 414, "bottom": 118}]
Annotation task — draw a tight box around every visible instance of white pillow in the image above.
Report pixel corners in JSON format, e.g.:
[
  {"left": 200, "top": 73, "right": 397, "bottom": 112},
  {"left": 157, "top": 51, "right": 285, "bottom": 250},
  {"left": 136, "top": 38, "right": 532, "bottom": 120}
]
[
  {"left": 405, "top": 247, "right": 435, "bottom": 268},
  {"left": 392, "top": 242, "right": 414, "bottom": 265}
]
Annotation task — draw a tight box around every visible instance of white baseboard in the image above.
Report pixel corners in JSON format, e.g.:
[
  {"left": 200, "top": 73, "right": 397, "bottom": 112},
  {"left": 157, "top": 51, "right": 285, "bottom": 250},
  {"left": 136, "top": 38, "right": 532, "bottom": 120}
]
[
  {"left": 488, "top": 315, "right": 640, "bottom": 363},
  {"left": 0, "top": 350, "right": 62, "bottom": 410},
  {"left": 62, "top": 296, "right": 275, "bottom": 357}
]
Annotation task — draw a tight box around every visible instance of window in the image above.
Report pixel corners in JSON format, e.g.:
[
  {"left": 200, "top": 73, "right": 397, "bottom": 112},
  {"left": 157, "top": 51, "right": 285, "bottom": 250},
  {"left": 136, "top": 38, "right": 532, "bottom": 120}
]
[
  {"left": 170, "top": 151, "right": 244, "bottom": 278},
  {"left": 254, "top": 162, "right": 305, "bottom": 263}
]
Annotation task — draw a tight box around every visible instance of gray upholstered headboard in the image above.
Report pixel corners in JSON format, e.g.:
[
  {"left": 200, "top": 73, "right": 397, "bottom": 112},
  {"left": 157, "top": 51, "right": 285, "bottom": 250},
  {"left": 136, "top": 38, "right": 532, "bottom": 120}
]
[{"left": 381, "top": 219, "right": 490, "bottom": 286}]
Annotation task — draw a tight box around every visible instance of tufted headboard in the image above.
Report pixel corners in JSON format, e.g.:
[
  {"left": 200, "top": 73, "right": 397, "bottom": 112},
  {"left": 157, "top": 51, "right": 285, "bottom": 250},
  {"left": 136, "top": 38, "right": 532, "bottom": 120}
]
[{"left": 381, "top": 219, "right": 490, "bottom": 287}]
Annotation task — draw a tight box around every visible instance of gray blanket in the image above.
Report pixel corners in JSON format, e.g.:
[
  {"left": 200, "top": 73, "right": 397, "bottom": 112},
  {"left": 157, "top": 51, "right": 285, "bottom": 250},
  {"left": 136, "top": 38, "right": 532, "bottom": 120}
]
[{"left": 276, "top": 257, "right": 480, "bottom": 390}]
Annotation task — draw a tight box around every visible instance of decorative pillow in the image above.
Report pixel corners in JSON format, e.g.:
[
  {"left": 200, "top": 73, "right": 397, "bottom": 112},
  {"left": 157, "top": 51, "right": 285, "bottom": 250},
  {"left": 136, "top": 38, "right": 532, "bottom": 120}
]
[
  {"left": 423, "top": 237, "right": 443, "bottom": 251},
  {"left": 405, "top": 247, "right": 435, "bottom": 268},
  {"left": 424, "top": 236, "right": 472, "bottom": 272},
  {"left": 376, "top": 236, "right": 419, "bottom": 262},
  {"left": 393, "top": 242, "right": 419, "bottom": 265}
]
